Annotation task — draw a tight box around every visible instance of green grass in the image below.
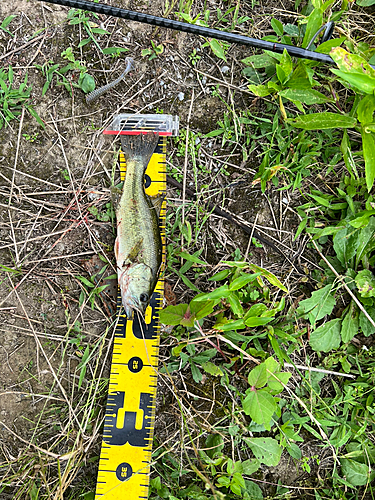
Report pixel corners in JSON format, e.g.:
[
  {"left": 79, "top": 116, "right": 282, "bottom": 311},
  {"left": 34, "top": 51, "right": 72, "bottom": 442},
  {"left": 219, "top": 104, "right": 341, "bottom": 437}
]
[{"left": 1, "top": 0, "right": 375, "bottom": 499}]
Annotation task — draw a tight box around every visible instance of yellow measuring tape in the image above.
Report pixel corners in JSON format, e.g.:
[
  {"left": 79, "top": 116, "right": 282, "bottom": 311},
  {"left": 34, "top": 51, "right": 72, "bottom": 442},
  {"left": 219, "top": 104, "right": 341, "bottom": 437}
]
[{"left": 95, "top": 115, "right": 177, "bottom": 498}]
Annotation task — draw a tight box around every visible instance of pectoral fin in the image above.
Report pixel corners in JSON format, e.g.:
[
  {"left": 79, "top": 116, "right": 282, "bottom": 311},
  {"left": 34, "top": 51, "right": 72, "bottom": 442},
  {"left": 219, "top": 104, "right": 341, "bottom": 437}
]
[
  {"left": 149, "top": 193, "right": 166, "bottom": 218},
  {"left": 125, "top": 237, "right": 144, "bottom": 264}
]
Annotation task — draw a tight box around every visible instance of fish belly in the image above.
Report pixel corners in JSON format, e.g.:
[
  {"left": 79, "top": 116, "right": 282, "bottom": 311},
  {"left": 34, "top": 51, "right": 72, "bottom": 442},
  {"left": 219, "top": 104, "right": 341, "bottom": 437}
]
[{"left": 115, "top": 162, "right": 161, "bottom": 280}]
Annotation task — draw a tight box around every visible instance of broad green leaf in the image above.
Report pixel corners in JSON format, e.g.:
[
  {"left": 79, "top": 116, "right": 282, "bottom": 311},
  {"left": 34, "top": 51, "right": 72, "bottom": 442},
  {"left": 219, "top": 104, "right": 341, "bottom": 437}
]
[
  {"left": 315, "top": 36, "right": 346, "bottom": 54},
  {"left": 271, "top": 18, "right": 283, "bottom": 36},
  {"left": 269, "top": 81, "right": 281, "bottom": 92},
  {"left": 180, "top": 307, "right": 196, "bottom": 327},
  {"left": 242, "top": 54, "right": 276, "bottom": 68},
  {"left": 267, "top": 371, "right": 292, "bottom": 393},
  {"left": 302, "top": 8, "right": 323, "bottom": 48},
  {"left": 242, "top": 460, "right": 261, "bottom": 475},
  {"left": 287, "top": 62, "right": 316, "bottom": 89},
  {"left": 244, "top": 480, "right": 263, "bottom": 499},
  {"left": 249, "top": 264, "right": 287, "bottom": 292},
  {"left": 159, "top": 304, "right": 188, "bottom": 325},
  {"left": 357, "top": 0, "right": 375, "bottom": 4},
  {"left": 193, "top": 284, "right": 230, "bottom": 301},
  {"left": 340, "top": 459, "right": 370, "bottom": 486},
  {"left": 362, "top": 129, "right": 375, "bottom": 191},
  {"left": 81, "top": 493, "right": 95, "bottom": 500},
  {"left": 244, "top": 303, "right": 268, "bottom": 318},
  {"left": 359, "top": 306, "right": 375, "bottom": 337},
  {"left": 229, "top": 273, "right": 260, "bottom": 290},
  {"left": 78, "top": 38, "right": 91, "bottom": 48},
  {"left": 204, "top": 128, "right": 224, "bottom": 137},
  {"left": 244, "top": 437, "right": 282, "bottom": 466},
  {"left": 201, "top": 361, "right": 223, "bottom": 377},
  {"left": 208, "top": 269, "right": 231, "bottom": 281},
  {"left": 102, "top": 47, "right": 128, "bottom": 54},
  {"left": 330, "top": 47, "right": 375, "bottom": 78},
  {"left": 284, "top": 23, "right": 299, "bottom": 36},
  {"left": 205, "top": 434, "right": 224, "bottom": 458},
  {"left": 243, "top": 390, "right": 276, "bottom": 430},
  {"left": 322, "top": 0, "right": 336, "bottom": 9},
  {"left": 215, "top": 318, "right": 245, "bottom": 330},
  {"left": 80, "top": 73, "right": 95, "bottom": 93},
  {"left": 248, "top": 363, "right": 268, "bottom": 388},
  {"left": 357, "top": 95, "right": 375, "bottom": 124},
  {"left": 0, "top": 78, "right": 9, "bottom": 93},
  {"left": 276, "top": 49, "right": 293, "bottom": 85},
  {"left": 309, "top": 318, "right": 342, "bottom": 352},
  {"left": 355, "top": 269, "right": 375, "bottom": 298},
  {"left": 355, "top": 217, "right": 375, "bottom": 267},
  {"left": 287, "top": 112, "right": 357, "bottom": 130},
  {"left": 217, "top": 476, "right": 230, "bottom": 487},
  {"left": 190, "top": 298, "right": 215, "bottom": 320},
  {"left": 308, "top": 193, "right": 332, "bottom": 208},
  {"left": 209, "top": 39, "right": 226, "bottom": 61},
  {"left": 297, "top": 284, "right": 336, "bottom": 327},
  {"left": 264, "top": 356, "right": 279, "bottom": 373},
  {"left": 227, "top": 292, "right": 244, "bottom": 317},
  {"left": 341, "top": 302, "right": 359, "bottom": 343},
  {"left": 331, "top": 68, "right": 375, "bottom": 94},
  {"left": 190, "top": 362, "right": 202, "bottom": 383},
  {"left": 279, "top": 88, "right": 331, "bottom": 105},
  {"left": 245, "top": 316, "right": 274, "bottom": 327},
  {"left": 349, "top": 211, "right": 375, "bottom": 228},
  {"left": 247, "top": 84, "right": 272, "bottom": 97},
  {"left": 287, "top": 443, "right": 302, "bottom": 459},
  {"left": 333, "top": 226, "right": 358, "bottom": 266}
]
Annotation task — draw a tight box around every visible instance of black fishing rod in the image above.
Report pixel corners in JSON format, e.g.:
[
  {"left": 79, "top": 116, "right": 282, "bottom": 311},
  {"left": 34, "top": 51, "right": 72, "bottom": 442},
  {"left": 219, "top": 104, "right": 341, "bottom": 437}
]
[{"left": 37, "top": 0, "right": 371, "bottom": 69}]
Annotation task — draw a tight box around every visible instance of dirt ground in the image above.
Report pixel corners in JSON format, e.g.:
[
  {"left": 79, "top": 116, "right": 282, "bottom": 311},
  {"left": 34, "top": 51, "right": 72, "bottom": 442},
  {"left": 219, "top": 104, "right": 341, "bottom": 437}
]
[{"left": 1, "top": 0, "right": 368, "bottom": 498}]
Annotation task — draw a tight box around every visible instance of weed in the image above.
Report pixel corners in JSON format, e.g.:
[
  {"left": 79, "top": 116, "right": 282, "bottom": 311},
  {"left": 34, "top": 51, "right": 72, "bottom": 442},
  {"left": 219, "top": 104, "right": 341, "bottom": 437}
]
[
  {"left": 22, "top": 132, "right": 39, "bottom": 142},
  {"left": 0, "top": 15, "right": 16, "bottom": 37},
  {"left": 141, "top": 40, "right": 164, "bottom": 61},
  {"left": 87, "top": 202, "right": 114, "bottom": 222},
  {"left": 66, "top": 8, "right": 110, "bottom": 52},
  {"left": 35, "top": 48, "right": 95, "bottom": 96},
  {"left": 0, "top": 66, "right": 44, "bottom": 129},
  {"left": 189, "top": 48, "right": 201, "bottom": 66},
  {"left": 243, "top": 7, "right": 375, "bottom": 192},
  {"left": 77, "top": 263, "right": 110, "bottom": 310}
]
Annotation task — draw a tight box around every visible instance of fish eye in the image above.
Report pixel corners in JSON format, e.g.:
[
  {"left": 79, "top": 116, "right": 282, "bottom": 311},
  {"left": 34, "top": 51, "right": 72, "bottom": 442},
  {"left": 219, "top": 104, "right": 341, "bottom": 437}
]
[{"left": 140, "top": 293, "right": 149, "bottom": 303}]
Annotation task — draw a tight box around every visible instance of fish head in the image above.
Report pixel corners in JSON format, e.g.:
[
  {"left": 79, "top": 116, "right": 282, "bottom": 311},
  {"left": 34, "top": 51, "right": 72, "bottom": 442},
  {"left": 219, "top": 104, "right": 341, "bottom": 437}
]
[{"left": 118, "top": 263, "right": 155, "bottom": 318}]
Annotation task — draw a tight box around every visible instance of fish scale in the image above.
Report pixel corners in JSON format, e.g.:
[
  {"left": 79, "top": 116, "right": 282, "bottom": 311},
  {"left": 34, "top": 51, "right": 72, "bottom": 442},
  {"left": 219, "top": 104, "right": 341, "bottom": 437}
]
[
  {"left": 114, "top": 132, "right": 162, "bottom": 318},
  {"left": 95, "top": 114, "right": 178, "bottom": 500}
]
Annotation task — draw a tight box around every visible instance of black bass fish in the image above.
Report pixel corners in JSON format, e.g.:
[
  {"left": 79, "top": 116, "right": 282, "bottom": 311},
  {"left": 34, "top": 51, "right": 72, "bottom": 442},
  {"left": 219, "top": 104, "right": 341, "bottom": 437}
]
[{"left": 113, "top": 132, "right": 162, "bottom": 318}]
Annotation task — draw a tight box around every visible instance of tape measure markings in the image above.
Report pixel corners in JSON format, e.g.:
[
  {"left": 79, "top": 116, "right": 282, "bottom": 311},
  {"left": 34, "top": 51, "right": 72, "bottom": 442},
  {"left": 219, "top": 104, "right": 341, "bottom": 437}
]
[{"left": 95, "top": 135, "right": 166, "bottom": 500}]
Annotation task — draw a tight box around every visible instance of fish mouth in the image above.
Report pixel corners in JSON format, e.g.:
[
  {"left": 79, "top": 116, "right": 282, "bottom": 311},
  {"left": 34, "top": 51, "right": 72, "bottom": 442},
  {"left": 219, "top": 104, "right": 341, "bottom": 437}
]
[
  {"left": 123, "top": 296, "right": 146, "bottom": 319},
  {"left": 124, "top": 304, "right": 134, "bottom": 319}
]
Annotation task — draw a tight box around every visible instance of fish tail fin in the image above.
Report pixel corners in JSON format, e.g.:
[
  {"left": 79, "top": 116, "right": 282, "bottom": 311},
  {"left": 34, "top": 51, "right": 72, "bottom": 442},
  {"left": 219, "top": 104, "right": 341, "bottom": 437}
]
[{"left": 120, "top": 132, "right": 159, "bottom": 169}]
